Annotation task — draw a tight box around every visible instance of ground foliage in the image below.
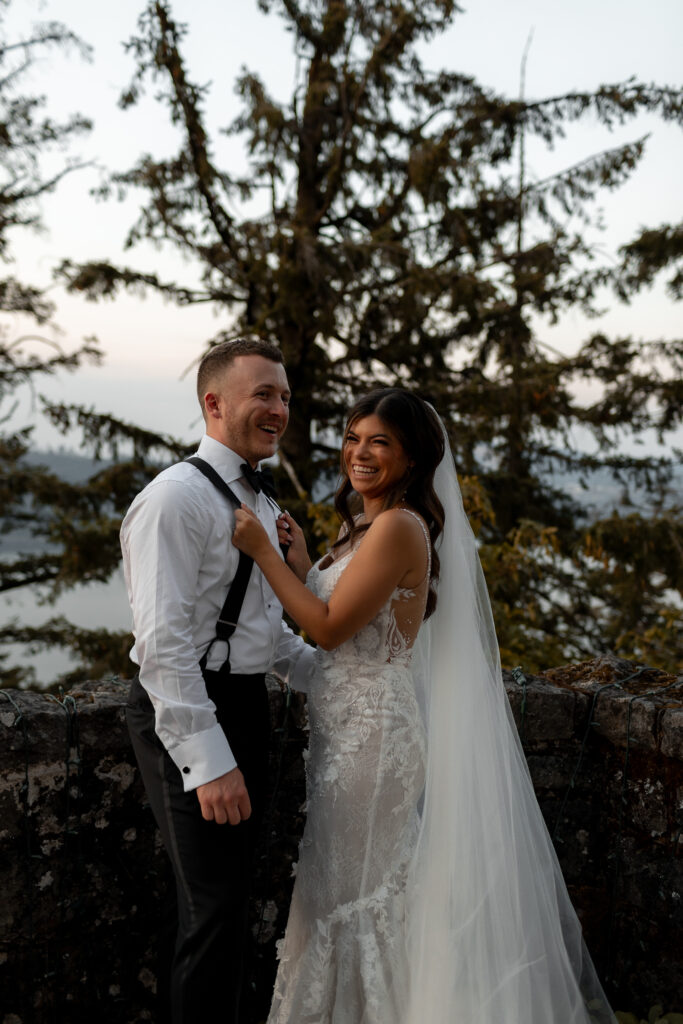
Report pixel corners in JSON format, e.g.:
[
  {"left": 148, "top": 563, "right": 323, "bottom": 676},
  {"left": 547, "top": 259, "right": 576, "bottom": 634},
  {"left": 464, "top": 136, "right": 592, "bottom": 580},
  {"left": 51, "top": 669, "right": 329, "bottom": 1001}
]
[{"left": 2, "top": 0, "right": 683, "bottom": 685}]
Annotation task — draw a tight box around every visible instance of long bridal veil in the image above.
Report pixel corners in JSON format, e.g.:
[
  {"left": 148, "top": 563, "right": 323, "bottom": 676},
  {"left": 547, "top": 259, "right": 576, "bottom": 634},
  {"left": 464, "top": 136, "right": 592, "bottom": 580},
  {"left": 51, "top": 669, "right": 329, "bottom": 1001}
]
[{"left": 405, "top": 415, "right": 615, "bottom": 1023}]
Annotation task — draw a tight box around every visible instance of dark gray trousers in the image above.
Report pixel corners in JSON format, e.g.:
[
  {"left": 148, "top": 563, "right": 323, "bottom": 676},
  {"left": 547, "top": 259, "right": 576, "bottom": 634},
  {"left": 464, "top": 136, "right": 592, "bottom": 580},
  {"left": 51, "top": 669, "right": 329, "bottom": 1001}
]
[{"left": 126, "top": 669, "right": 270, "bottom": 1024}]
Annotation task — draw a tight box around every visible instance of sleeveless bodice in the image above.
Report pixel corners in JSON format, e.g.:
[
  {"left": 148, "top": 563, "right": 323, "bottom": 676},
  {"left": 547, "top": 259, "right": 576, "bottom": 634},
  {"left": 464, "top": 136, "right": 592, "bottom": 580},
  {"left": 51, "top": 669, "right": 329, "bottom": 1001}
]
[
  {"left": 309, "top": 507, "right": 431, "bottom": 670},
  {"left": 268, "top": 509, "right": 431, "bottom": 1024}
]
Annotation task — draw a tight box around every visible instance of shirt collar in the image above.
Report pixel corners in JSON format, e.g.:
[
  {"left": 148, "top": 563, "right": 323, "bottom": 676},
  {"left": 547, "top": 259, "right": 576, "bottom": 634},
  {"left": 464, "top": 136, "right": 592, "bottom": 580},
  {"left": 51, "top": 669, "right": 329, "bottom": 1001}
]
[{"left": 196, "top": 435, "right": 253, "bottom": 486}]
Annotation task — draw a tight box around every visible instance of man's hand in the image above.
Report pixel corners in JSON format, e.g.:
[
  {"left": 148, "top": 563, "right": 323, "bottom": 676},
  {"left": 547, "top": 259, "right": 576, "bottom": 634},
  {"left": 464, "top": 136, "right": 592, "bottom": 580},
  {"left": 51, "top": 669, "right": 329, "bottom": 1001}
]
[{"left": 196, "top": 767, "right": 251, "bottom": 825}]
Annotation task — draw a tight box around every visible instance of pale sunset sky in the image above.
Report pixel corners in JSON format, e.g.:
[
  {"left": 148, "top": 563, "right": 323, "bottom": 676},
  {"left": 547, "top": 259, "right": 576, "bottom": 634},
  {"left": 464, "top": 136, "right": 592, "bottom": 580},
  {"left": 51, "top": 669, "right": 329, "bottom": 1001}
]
[{"left": 5, "top": 0, "right": 683, "bottom": 449}]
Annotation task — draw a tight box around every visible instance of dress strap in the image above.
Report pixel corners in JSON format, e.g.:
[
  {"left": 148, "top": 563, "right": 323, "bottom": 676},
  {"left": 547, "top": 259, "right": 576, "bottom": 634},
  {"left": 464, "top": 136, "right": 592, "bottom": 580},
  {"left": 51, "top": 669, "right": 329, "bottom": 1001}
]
[{"left": 393, "top": 507, "right": 431, "bottom": 581}]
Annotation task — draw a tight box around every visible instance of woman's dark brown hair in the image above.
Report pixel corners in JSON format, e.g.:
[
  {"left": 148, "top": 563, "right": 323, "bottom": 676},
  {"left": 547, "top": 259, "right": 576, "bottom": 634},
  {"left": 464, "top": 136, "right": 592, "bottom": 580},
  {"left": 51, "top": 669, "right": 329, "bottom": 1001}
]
[{"left": 334, "top": 388, "right": 445, "bottom": 618}]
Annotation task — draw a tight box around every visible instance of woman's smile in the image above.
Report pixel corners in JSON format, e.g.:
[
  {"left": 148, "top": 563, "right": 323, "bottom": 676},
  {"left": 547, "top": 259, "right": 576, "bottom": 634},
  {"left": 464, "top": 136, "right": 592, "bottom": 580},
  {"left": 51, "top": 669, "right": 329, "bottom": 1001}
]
[{"left": 343, "top": 414, "right": 412, "bottom": 507}]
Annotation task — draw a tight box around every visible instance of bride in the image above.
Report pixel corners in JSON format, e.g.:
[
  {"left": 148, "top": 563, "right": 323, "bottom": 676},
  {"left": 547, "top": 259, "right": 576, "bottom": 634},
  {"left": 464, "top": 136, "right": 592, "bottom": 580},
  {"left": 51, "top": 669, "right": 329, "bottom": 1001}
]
[{"left": 233, "top": 388, "right": 615, "bottom": 1024}]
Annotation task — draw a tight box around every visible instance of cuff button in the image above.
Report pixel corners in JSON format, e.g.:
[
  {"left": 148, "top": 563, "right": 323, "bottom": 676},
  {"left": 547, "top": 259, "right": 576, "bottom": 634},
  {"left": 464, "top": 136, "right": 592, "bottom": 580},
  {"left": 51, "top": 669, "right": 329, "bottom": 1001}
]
[{"left": 182, "top": 767, "right": 190, "bottom": 775}]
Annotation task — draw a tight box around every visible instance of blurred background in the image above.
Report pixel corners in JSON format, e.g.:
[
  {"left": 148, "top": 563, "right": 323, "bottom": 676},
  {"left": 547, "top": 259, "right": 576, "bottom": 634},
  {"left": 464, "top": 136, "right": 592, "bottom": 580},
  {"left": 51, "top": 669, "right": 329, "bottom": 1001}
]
[{"left": 1, "top": 0, "right": 681, "bottom": 687}]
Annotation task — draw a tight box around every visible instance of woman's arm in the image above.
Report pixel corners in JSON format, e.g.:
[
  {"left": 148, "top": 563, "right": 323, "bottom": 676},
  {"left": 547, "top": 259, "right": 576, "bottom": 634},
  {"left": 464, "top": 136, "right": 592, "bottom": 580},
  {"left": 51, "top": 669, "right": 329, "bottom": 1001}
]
[{"left": 233, "top": 505, "right": 427, "bottom": 650}]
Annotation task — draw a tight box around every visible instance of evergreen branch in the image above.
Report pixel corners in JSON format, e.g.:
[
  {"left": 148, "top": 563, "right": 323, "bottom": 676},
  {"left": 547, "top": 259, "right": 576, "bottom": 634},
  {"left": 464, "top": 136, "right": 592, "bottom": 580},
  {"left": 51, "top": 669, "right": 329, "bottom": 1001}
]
[
  {"left": 149, "top": 2, "right": 242, "bottom": 262},
  {"left": 525, "top": 137, "right": 648, "bottom": 204},
  {"left": 616, "top": 222, "right": 683, "bottom": 300},
  {"left": 55, "top": 259, "right": 220, "bottom": 304},
  {"left": 0, "top": 555, "right": 61, "bottom": 593},
  {"left": 1, "top": 25, "right": 92, "bottom": 62},
  {"left": 278, "top": 0, "right": 324, "bottom": 48},
  {"left": 0, "top": 337, "right": 102, "bottom": 389},
  {"left": 38, "top": 399, "right": 194, "bottom": 462},
  {"left": 523, "top": 81, "right": 683, "bottom": 131},
  {"left": 0, "top": 159, "right": 94, "bottom": 202}
]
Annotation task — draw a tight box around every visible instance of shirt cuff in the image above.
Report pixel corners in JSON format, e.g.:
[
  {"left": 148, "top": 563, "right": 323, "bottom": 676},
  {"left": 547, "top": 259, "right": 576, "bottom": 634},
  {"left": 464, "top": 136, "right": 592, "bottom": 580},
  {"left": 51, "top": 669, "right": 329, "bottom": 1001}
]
[
  {"left": 167, "top": 723, "right": 238, "bottom": 792},
  {"left": 288, "top": 644, "right": 317, "bottom": 694}
]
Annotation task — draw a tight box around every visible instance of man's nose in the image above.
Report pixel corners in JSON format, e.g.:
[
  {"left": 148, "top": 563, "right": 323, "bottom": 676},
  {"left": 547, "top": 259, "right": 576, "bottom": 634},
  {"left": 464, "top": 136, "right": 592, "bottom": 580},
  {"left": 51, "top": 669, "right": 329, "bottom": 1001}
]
[{"left": 268, "top": 396, "right": 288, "bottom": 417}]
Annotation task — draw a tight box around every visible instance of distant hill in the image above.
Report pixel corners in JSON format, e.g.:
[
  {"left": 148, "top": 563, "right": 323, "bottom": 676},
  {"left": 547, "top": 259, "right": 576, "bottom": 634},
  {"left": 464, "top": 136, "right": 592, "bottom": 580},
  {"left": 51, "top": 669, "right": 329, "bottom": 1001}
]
[
  {"left": 2, "top": 448, "right": 680, "bottom": 558},
  {"left": 1, "top": 450, "right": 115, "bottom": 555},
  {"left": 549, "top": 465, "right": 682, "bottom": 519},
  {"left": 23, "top": 448, "right": 111, "bottom": 484}
]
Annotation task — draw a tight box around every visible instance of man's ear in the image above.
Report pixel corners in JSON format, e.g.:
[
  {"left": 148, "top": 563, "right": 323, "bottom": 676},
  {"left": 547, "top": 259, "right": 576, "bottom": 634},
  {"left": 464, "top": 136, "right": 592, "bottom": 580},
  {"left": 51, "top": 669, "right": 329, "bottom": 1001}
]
[{"left": 203, "top": 391, "right": 220, "bottom": 419}]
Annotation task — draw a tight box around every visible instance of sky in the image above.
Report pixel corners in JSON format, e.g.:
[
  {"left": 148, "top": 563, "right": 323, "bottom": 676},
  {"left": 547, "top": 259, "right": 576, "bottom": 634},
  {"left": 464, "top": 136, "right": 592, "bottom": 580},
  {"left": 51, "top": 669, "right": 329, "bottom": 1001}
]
[{"left": 5, "top": 0, "right": 683, "bottom": 450}]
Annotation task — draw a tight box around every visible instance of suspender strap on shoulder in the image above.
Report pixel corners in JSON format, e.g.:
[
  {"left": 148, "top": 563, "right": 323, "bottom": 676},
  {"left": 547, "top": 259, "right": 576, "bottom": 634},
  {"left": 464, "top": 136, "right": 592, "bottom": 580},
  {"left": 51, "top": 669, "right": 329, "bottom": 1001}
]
[
  {"left": 186, "top": 456, "right": 254, "bottom": 672},
  {"left": 186, "top": 456, "right": 242, "bottom": 509}
]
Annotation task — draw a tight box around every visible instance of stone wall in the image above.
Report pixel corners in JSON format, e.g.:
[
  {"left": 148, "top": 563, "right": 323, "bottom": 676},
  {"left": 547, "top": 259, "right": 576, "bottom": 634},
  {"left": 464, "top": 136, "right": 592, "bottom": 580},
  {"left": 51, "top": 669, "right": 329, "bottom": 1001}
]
[{"left": 0, "top": 654, "right": 681, "bottom": 1023}]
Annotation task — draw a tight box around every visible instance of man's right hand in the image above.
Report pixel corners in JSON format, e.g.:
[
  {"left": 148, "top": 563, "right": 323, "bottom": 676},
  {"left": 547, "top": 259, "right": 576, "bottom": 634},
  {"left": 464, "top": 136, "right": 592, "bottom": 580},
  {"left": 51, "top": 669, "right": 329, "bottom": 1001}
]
[{"left": 196, "top": 767, "right": 251, "bottom": 825}]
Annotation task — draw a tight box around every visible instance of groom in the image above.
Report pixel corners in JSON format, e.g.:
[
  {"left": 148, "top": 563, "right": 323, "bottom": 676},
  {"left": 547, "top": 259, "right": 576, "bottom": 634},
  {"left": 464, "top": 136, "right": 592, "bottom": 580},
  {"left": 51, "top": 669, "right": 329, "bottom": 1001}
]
[{"left": 122, "top": 339, "right": 314, "bottom": 1024}]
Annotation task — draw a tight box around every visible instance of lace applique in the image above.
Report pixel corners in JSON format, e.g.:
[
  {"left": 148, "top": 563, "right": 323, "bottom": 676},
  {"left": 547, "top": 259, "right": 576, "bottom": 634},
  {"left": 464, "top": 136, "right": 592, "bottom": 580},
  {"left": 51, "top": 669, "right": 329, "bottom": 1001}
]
[{"left": 268, "top": 508, "right": 430, "bottom": 1024}]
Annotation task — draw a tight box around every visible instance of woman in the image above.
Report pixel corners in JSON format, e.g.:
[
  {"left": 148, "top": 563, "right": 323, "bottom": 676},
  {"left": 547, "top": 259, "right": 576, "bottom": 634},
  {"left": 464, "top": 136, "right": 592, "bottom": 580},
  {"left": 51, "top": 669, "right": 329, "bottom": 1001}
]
[{"left": 233, "top": 388, "right": 615, "bottom": 1024}]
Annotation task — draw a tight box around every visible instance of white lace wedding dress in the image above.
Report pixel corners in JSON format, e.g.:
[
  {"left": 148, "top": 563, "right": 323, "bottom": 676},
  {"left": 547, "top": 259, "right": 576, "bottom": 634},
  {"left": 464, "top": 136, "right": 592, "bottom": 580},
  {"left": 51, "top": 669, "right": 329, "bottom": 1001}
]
[{"left": 268, "top": 510, "right": 430, "bottom": 1024}]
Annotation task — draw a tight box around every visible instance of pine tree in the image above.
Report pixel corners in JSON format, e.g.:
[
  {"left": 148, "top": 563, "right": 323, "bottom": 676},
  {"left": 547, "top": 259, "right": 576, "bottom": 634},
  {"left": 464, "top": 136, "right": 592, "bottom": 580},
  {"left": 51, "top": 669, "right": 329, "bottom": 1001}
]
[
  {"left": 29, "top": 1, "right": 683, "bottom": 673},
  {"left": 0, "top": 3, "right": 191, "bottom": 686}
]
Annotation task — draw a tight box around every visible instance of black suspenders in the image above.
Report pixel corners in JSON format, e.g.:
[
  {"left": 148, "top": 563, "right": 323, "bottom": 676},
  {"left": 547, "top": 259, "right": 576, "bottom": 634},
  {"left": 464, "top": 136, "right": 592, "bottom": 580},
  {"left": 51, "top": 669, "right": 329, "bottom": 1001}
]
[{"left": 186, "top": 456, "right": 254, "bottom": 673}]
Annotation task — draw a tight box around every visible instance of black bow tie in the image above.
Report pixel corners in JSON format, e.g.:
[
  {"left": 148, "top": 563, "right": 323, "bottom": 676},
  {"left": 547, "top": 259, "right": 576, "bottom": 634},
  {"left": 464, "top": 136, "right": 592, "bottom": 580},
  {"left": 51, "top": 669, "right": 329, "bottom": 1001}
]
[{"left": 240, "top": 462, "right": 278, "bottom": 499}]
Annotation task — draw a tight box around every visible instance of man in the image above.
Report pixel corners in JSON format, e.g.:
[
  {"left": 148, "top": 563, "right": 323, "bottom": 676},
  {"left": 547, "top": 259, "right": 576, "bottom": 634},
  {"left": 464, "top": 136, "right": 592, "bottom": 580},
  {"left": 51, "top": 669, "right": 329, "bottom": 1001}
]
[{"left": 122, "top": 339, "right": 314, "bottom": 1024}]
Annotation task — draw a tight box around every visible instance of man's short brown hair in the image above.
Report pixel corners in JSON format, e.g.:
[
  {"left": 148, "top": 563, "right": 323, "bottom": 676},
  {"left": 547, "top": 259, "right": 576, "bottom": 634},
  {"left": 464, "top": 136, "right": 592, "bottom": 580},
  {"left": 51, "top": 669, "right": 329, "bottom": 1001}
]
[{"left": 196, "top": 339, "right": 284, "bottom": 414}]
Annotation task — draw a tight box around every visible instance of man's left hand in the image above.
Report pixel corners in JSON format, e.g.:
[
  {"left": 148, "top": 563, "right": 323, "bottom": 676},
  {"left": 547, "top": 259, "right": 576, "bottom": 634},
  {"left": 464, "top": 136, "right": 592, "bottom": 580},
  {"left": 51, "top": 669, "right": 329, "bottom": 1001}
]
[{"left": 196, "top": 767, "right": 251, "bottom": 825}]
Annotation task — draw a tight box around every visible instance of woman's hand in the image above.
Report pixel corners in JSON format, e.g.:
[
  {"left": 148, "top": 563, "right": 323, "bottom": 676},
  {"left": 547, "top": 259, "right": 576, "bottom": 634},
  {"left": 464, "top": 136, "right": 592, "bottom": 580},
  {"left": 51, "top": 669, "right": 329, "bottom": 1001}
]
[
  {"left": 233, "top": 504, "right": 273, "bottom": 560},
  {"left": 277, "top": 510, "right": 312, "bottom": 582}
]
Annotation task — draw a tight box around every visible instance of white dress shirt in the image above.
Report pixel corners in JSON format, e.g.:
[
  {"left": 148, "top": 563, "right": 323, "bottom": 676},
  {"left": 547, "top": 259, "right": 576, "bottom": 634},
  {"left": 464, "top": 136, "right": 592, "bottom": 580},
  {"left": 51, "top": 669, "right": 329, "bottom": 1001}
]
[{"left": 120, "top": 435, "right": 315, "bottom": 791}]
